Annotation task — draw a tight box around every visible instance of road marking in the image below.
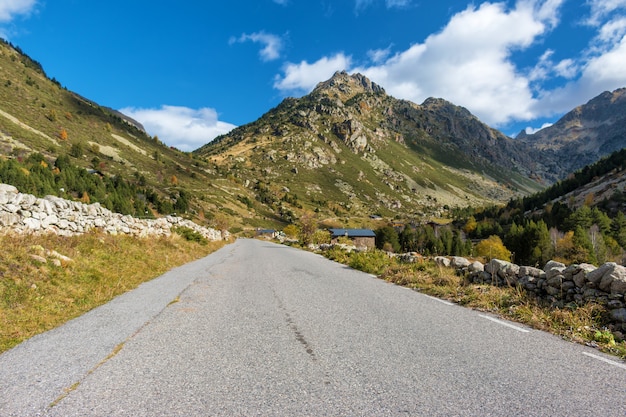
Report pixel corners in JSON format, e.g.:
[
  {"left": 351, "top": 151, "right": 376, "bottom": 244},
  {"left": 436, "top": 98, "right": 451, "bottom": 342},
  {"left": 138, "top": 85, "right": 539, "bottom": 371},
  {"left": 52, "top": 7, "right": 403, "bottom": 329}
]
[
  {"left": 582, "top": 352, "right": 626, "bottom": 370},
  {"left": 479, "top": 315, "right": 530, "bottom": 333},
  {"left": 421, "top": 294, "right": 454, "bottom": 306}
]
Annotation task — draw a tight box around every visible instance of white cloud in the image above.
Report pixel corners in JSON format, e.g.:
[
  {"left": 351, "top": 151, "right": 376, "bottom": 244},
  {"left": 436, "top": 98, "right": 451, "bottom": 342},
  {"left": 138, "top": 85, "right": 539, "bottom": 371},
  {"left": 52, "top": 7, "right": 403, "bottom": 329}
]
[
  {"left": 356, "top": 1, "right": 564, "bottom": 126},
  {"left": 525, "top": 122, "right": 553, "bottom": 134},
  {"left": 230, "top": 31, "right": 284, "bottom": 62},
  {"left": 367, "top": 46, "right": 393, "bottom": 64},
  {"left": 274, "top": 53, "right": 352, "bottom": 93},
  {"left": 585, "top": 0, "right": 626, "bottom": 26},
  {"left": 529, "top": 1, "right": 626, "bottom": 117},
  {"left": 119, "top": 106, "right": 237, "bottom": 152},
  {"left": 273, "top": 0, "right": 626, "bottom": 129},
  {"left": 596, "top": 16, "right": 626, "bottom": 43},
  {"left": 0, "top": 0, "right": 36, "bottom": 22}
]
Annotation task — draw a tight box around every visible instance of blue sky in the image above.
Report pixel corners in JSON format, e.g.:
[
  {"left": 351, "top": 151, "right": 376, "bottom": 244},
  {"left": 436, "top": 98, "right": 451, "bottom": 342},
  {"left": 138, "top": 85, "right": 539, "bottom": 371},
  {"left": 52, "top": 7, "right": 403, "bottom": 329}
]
[{"left": 2, "top": 0, "right": 626, "bottom": 151}]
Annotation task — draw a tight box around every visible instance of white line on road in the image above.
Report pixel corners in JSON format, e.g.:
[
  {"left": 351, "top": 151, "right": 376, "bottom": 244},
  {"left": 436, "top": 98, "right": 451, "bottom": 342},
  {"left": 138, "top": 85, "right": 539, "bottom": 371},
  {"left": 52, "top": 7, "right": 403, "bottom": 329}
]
[
  {"left": 420, "top": 293, "right": 455, "bottom": 306},
  {"left": 582, "top": 352, "right": 626, "bottom": 370},
  {"left": 479, "top": 314, "right": 530, "bottom": 333}
]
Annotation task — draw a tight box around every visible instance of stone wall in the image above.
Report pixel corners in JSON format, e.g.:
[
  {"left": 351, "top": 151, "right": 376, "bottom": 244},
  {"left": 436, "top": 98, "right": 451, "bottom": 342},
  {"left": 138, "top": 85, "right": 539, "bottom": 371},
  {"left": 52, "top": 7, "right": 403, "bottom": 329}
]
[
  {"left": 0, "top": 183, "right": 223, "bottom": 241},
  {"left": 434, "top": 255, "right": 626, "bottom": 336}
]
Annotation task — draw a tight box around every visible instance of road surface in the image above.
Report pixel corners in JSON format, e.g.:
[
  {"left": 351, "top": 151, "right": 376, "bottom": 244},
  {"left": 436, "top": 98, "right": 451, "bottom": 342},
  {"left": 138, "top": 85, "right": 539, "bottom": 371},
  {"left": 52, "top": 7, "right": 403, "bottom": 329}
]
[{"left": 1, "top": 239, "right": 624, "bottom": 416}]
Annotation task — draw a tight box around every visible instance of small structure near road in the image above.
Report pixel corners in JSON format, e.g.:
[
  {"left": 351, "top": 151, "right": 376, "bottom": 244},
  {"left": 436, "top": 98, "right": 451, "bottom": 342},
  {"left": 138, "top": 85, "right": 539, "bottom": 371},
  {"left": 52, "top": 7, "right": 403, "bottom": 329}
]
[{"left": 329, "top": 228, "right": 376, "bottom": 249}]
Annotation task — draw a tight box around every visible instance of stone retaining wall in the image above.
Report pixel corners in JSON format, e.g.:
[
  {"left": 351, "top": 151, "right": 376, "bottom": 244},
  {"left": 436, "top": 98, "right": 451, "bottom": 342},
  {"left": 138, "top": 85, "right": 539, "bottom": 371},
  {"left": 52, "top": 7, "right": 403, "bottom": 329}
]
[
  {"left": 0, "top": 183, "right": 223, "bottom": 241},
  {"left": 434, "top": 255, "right": 626, "bottom": 335}
]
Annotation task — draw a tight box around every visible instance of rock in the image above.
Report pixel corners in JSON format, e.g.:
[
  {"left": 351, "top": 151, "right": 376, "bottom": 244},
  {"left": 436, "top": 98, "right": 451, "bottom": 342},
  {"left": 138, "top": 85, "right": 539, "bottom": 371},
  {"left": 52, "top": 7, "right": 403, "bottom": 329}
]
[
  {"left": 451, "top": 256, "right": 470, "bottom": 268},
  {"left": 546, "top": 274, "right": 564, "bottom": 288},
  {"left": 519, "top": 266, "right": 545, "bottom": 278},
  {"left": 468, "top": 261, "right": 484, "bottom": 273},
  {"left": 0, "top": 183, "right": 222, "bottom": 241},
  {"left": 29, "top": 254, "right": 47, "bottom": 263},
  {"left": 544, "top": 260, "right": 566, "bottom": 279},
  {"left": 587, "top": 263, "right": 614, "bottom": 285},
  {"left": 23, "top": 217, "right": 41, "bottom": 230},
  {"left": 0, "top": 184, "right": 18, "bottom": 194},
  {"left": 610, "top": 308, "right": 626, "bottom": 323},
  {"left": 608, "top": 264, "right": 626, "bottom": 295},
  {"left": 434, "top": 256, "right": 450, "bottom": 267}
]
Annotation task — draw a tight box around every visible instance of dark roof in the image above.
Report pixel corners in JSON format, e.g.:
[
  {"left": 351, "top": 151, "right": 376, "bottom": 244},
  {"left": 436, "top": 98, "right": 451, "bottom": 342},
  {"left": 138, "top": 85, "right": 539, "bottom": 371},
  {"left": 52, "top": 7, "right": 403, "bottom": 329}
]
[{"left": 329, "top": 228, "right": 376, "bottom": 238}]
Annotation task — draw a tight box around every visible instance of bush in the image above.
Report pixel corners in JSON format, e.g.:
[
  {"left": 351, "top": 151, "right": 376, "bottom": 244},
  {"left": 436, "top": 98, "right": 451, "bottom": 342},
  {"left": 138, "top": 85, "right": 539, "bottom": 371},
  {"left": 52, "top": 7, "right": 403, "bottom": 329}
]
[
  {"left": 172, "top": 227, "right": 207, "bottom": 245},
  {"left": 348, "top": 250, "right": 391, "bottom": 275},
  {"left": 475, "top": 235, "right": 511, "bottom": 261}
]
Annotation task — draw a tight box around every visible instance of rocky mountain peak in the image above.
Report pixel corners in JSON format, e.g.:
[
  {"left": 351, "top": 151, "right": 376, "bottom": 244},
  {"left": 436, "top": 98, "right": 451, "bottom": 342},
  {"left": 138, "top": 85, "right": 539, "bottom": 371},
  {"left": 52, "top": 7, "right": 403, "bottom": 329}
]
[{"left": 312, "top": 71, "right": 385, "bottom": 101}]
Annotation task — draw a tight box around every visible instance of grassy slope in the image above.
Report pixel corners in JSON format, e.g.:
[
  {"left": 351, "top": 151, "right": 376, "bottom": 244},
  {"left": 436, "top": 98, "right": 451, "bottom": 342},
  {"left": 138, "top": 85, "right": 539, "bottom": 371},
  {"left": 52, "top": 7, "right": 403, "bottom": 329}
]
[
  {"left": 0, "top": 232, "right": 227, "bottom": 353},
  {"left": 0, "top": 40, "right": 262, "bottom": 231}
]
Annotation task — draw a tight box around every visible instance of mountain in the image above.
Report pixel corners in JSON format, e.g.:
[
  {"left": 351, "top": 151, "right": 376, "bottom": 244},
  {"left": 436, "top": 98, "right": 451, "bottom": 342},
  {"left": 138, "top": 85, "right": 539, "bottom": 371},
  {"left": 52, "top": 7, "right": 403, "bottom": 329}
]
[
  {"left": 518, "top": 88, "right": 626, "bottom": 182},
  {"left": 0, "top": 38, "right": 251, "bottom": 230},
  {"left": 520, "top": 148, "right": 626, "bottom": 215},
  {"left": 1, "top": 37, "right": 623, "bottom": 233},
  {"left": 195, "top": 71, "right": 542, "bottom": 221}
]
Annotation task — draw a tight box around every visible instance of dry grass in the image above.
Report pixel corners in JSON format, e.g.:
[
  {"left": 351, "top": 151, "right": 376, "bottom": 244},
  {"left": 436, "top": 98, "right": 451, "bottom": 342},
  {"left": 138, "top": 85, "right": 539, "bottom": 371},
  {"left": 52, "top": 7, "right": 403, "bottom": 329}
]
[
  {"left": 0, "top": 231, "right": 226, "bottom": 353},
  {"left": 335, "top": 250, "right": 626, "bottom": 359}
]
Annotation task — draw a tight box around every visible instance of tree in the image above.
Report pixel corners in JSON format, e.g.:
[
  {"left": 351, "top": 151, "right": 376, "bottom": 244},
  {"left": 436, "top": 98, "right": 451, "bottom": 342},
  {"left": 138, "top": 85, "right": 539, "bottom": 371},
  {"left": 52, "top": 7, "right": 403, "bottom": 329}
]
[
  {"left": 298, "top": 211, "right": 317, "bottom": 246},
  {"left": 572, "top": 226, "right": 596, "bottom": 264},
  {"left": 375, "top": 226, "right": 400, "bottom": 252},
  {"left": 475, "top": 235, "right": 511, "bottom": 262},
  {"left": 611, "top": 211, "right": 626, "bottom": 248},
  {"left": 399, "top": 227, "right": 418, "bottom": 252},
  {"left": 283, "top": 224, "right": 299, "bottom": 239},
  {"left": 70, "top": 142, "right": 83, "bottom": 158},
  {"left": 463, "top": 216, "right": 477, "bottom": 235},
  {"left": 59, "top": 128, "right": 68, "bottom": 141}
]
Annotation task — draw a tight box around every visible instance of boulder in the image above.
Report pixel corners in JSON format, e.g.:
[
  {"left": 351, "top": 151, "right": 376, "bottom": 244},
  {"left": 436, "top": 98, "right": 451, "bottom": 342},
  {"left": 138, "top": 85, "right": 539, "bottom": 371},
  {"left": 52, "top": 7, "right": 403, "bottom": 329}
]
[
  {"left": 468, "top": 261, "right": 484, "bottom": 273},
  {"left": 0, "top": 184, "right": 18, "bottom": 194},
  {"left": 610, "top": 308, "right": 626, "bottom": 323},
  {"left": 608, "top": 265, "right": 626, "bottom": 295},
  {"left": 544, "top": 260, "right": 566, "bottom": 279},
  {"left": 451, "top": 257, "right": 471, "bottom": 268},
  {"left": 572, "top": 264, "right": 597, "bottom": 288},
  {"left": 434, "top": 256, "right": 451, "bottom": 268},
  {"left": 519, "top": 266, "right": 545, "bottom": 279},
  {"left": 587, "top": 263, "right": 614, "bottom": 286}
]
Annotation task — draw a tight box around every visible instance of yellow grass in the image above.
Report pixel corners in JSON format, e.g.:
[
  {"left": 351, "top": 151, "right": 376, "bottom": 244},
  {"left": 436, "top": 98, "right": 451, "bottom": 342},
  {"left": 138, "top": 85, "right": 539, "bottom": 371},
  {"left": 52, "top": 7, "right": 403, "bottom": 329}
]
[{"left": 0, "top": 231, "right": 226, "bottom": 353}]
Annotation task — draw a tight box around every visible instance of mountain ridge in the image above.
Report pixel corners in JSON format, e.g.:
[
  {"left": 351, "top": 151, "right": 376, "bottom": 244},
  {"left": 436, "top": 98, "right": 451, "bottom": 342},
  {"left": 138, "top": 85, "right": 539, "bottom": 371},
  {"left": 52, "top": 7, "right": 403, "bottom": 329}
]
[
  {"left": 517, "top": 87, "right": 626, "bottom": 181},
  {"left": 1, "top": 37, "right": 624, "bottom": 232}
]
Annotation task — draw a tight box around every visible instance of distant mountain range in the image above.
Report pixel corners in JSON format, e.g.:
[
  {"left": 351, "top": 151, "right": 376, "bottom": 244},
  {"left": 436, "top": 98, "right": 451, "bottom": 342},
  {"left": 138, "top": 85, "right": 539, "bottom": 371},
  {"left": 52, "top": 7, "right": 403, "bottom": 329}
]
[
  {"left": 0, "top": 39, "right": 624, "bottom": 231},
  {"left": 517, "top": 87, "right": 626, "bottom": 182}
]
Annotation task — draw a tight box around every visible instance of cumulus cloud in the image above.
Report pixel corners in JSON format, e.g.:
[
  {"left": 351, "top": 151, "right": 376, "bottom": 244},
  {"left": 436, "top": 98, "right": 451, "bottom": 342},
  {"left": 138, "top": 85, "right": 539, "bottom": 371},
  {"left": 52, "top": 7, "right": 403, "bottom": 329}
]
[
  {"left": 530, "top": 1, "right": 626, "bottom": 117},
  {"left": 119, "top": 106, "right": 237, "bottom": 152},
  {"left": 274, "top": 53, "right": 352, "bottom": 93},
  {"left": 276, "top": 1, "right": 563, "bottom": 126},
  {"left": 0, "top": 0, "right": 37, "bottom": 22},
  {"left": 230, "top": 31, "right": 284, "bottom": 62},
  {"left": 273, "top": 0, "right": 626, "bottom": 129}
]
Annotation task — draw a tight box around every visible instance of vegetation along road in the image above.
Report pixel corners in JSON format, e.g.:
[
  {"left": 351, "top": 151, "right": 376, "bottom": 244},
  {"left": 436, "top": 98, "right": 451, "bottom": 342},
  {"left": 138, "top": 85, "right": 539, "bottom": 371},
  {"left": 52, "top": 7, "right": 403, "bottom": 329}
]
[{"left": 1, "top": 239, "right": 624, "bottom": 416}]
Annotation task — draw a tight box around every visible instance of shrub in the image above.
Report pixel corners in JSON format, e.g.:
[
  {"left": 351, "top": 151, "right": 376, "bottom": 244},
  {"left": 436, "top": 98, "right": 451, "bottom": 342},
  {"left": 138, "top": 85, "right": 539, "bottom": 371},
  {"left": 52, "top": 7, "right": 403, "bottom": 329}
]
[
  {"left": 348, "top": 250, "right": 391, "bottom": 275},
  {"left": 172, "top": 226, "right": 208, "bottom": 245},
  {"left": 475, "top": 235, "right": 511, "bottom": 261},
  {"left": 283, "top": 224, "right": 299, "bottom": 238}
]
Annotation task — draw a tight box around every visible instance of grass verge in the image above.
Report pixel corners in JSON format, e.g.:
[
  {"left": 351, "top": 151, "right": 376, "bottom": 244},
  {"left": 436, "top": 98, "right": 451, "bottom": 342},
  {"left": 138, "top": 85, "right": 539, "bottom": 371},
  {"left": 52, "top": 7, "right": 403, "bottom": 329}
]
[
  {"left": 0, "top": 231, "right": 226, "bottom": 353},
  {"left": 323, "top": 246, "right": 626, "bottom": 360}
]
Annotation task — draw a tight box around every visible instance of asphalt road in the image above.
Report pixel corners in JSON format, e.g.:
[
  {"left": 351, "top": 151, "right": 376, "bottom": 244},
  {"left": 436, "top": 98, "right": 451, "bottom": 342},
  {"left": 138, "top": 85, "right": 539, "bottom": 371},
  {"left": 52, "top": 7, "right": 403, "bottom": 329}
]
[{"left": 1, "top": 238, "right": 625, "bottom": 416}]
